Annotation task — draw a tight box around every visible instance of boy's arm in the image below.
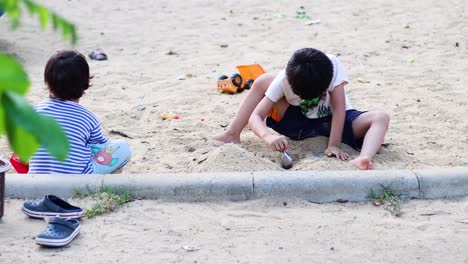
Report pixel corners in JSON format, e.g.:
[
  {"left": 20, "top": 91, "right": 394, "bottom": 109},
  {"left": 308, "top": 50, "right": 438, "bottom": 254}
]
[
  {"left": 89, "top": 122, "right": 108, "bottom": 145},
  {"left": 249, "top": 97, "right": 288, "bottom": 152},
  {"left": 325, "top": 83, "right": 349, "bottom": 160}
]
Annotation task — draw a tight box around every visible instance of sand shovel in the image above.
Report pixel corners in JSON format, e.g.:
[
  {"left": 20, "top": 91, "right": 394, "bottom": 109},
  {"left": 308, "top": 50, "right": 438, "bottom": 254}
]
[{"left": 280, "top": 151, "right": 293, "bottom": 169}]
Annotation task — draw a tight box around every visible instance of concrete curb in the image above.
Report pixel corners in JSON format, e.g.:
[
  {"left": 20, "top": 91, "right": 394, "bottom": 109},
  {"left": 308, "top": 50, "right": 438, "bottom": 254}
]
[
  {"left": 102, "top": 173, "right": 253, "bottom": 202},
  {"left": 253, "top": 170, "right": 420, "bottom": 202},
  {"left": 415, "top": 167, "right": 468, "bottom": 199},
  {"left": 5, "top": 167, "right": 468, "bottom": 202}
]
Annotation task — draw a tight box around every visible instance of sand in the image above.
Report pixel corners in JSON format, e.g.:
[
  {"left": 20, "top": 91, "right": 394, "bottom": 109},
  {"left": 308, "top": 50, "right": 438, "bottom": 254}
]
[
  {"left": 1, "top": 198, "right": 467, "bottom": 263},
  {"left": 1, "top": 1, "right": 467, "bottom": 262},
  {"left": 0, "top": 0, "right": 467, "bottom": 172}
]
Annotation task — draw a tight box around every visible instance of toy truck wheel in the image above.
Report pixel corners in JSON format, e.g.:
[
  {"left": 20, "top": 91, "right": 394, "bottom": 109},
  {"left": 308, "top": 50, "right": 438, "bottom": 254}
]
[
  {"left": 244, "top": 79, "right": 254, "bottom": 90},
  {"left": 218, "top": 75, "right": 229, "bottom": 80},
  {"left": 231, "top": 73, "right": 243, "bottom": 87}
]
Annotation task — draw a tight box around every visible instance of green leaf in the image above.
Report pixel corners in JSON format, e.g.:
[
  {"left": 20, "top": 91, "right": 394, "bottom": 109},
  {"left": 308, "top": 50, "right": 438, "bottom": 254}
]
[
  {"left": 35, "top": 114, "right": 69, "bottom": 160},
  {"left": 37, "top": 6, "right": 49, "bottom": 29},
  {"left": 2, "top": 91, "right": 69, "bottom": 161},
  {"left": 0, "top": 54, "right": 30, "bottom": 95},
  {"left": 51, "top": 13, "right": 59, "bottom": 30},
  {"left": 69, "top": 24, "right": 78, "bottom": 44},
  {"left": 0, "top": 0, "right": 21, "bottom": 28},
  {"left": 22, "top": 0, "right": 36, "bottom": 14},
  {"left": 5, "top": 115, "right": 39, "bottom": 161},
  {"left": 0, "top": 103, "right": 5, "bottom": 135}
]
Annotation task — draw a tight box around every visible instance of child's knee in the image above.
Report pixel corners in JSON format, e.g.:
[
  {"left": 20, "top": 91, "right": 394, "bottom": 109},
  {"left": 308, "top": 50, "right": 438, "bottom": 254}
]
[
  {"left": 372, "top": 111, "right": 390, "bottom": 126},
  {"left": 109, "top": 139, "right": 132, "bottom": 158}
]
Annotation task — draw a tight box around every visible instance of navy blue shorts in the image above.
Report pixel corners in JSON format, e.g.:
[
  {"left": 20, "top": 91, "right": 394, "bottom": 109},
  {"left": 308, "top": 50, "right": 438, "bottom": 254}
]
[{"left": 266, "top": 106, "right": 365, "bottom": 150}]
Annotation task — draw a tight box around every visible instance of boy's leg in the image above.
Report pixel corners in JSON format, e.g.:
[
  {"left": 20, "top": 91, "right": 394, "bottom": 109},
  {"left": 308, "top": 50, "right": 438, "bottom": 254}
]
[
  {"left": 349, "top": 110, "right": 390, "bottom": 170},
  {"left": 91, "top": 139, "right": 132, "bottom": 174},
  {"left": 213, "top": 73, "right": 276, "bottom": 143}
]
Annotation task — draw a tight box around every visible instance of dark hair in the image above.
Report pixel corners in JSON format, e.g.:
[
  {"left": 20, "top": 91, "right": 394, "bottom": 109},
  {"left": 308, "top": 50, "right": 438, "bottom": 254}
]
[
  {"left": 285, "top": 48, "right": 333, "bottom": 100},
  {"left": 44, "top": 50, "right": 92, "bottom": 100}
]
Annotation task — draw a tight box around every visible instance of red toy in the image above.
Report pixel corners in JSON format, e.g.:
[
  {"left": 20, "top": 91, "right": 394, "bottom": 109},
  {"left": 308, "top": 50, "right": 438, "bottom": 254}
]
[{"left": 10, "top": 154, "right": 29, "bottom": 174}]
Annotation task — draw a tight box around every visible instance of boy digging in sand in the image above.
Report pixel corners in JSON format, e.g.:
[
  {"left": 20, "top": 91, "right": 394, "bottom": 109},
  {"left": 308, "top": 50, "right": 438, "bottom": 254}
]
[{"left": 214, "top": 48, "right": 389, "bottom": 170}]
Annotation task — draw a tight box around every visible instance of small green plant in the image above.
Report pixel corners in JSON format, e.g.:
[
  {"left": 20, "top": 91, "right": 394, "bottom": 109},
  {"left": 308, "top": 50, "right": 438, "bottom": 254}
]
[
  {"left": 0, "top": 0, "right": 78, "bottom": 161},
  {"left": 75, "top": 185, "right": 133, "bottom": 218},
  {"left": 73, "top": 187, "right": 85, "bottom": 198},
  {"left": 367, "top": 185, "right": 402, "bottom": 217},
  {"left": 294, "top": 6, "right": 311, "bottom": 20}
]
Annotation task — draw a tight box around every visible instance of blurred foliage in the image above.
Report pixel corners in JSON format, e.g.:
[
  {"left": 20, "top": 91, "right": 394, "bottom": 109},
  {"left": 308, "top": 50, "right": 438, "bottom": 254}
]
[
  {"left": 0, "top": 0, "right": 77, "bottom": 43},
  {"left": 0, "top": 0, "right": 77, "bottom": 161}
]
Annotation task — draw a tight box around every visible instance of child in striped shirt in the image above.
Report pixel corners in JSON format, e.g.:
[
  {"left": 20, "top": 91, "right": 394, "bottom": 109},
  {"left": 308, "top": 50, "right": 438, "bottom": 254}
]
[{"left": 28, "top": 50, "right": 131, "bottom": 174}]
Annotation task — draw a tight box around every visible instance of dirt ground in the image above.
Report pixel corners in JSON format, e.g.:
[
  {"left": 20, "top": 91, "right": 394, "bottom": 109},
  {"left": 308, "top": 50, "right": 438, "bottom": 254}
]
[{"left": 1, "top": 198, "right": 467, "bottom": 264}]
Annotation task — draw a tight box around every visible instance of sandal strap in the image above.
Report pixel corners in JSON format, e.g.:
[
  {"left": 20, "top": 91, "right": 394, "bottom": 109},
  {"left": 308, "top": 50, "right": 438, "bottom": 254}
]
[
  {"left": 48, "top": 217, "right": 79, "bottom": 230},
  {"left": 42, "top": 195, "right": 63, "bottom": 212}
]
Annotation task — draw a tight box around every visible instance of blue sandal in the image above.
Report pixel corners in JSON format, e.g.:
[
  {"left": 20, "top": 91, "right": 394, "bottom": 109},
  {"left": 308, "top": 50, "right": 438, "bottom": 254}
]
[
  {"left": 36, "top": 217, "right": 80, "bottom": 247},
  {"left": 22, "top": 195, "right": 83, "bottom": 219}
]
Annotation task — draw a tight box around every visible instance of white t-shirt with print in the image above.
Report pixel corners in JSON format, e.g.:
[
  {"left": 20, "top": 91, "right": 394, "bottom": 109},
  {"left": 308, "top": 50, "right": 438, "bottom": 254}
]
[{"left": 264, "top": 54, "right": 352, "bottom": 119}]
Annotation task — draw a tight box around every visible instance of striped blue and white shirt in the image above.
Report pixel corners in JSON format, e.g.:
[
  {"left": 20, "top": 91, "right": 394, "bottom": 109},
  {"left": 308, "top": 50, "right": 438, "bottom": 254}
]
[{"left": 28, "top": 99, "right": 108, "bottom": 174}]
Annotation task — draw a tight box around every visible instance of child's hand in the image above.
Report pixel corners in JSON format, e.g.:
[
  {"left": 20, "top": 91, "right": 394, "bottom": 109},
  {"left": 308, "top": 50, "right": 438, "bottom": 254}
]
[
  {"left": 324, "top": 146, "right": 349, "bottom": 160},
  {"left": 263, "top": 134, "right": 288, "bottom": 152}
]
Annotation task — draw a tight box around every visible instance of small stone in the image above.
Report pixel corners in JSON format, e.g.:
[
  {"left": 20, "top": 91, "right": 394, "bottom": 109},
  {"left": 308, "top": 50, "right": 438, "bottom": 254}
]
[
  {"left": 330, "top": 247, "right": 335, "bottom": 251},
  {"left": 187, "top": 147, "right": 196, "bottom": 152},
  {"left": 220, "top": 44, "right": 229, "bottom": 48},
  {"left": 283, "top": 202, "right": 288, "bottom": 206},
  {"left": 305, "top": 19, "right": 321, "bottom": 26},
  {"left": 182, "top": 245, "right": 200, "bottom": 252}
]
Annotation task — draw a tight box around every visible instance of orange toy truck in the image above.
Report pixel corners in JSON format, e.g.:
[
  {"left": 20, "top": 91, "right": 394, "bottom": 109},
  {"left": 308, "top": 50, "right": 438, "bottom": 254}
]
[{"left": 217, "top": 64, "right": 265, "bottom": 94}]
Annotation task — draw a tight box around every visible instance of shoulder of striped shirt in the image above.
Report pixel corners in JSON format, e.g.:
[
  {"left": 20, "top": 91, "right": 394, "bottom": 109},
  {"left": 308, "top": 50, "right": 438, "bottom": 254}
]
[{"left": 36, "top": 100, "right": 100, "bottom": 122}]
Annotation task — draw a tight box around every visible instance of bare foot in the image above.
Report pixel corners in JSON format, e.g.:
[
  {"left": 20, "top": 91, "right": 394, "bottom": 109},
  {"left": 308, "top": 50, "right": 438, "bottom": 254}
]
[
  {"left": 212, "top": 132, "right": 241, "bottom": 144},
  {"left": 350, "top": 156, "right": 373, "bottom": 170},
  {"left": 113, "top": 168, "right": 123, "bottom": 174}
]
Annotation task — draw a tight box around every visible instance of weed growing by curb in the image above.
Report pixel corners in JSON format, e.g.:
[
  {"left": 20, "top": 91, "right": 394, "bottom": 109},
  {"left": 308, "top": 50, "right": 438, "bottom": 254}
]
[
  {"left": 367, "top": 185, "right": 402, "bottom": 217},
  {"left": 73, "top": 187, "right": 85, "bottom": 198},
  {"left": 73, "top": 186, "right": 133, "bottom": 218}
]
